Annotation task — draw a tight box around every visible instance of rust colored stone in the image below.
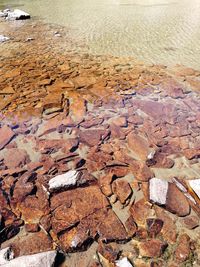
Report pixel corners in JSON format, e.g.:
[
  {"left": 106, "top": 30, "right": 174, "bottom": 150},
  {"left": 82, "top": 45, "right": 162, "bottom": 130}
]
[
  {"left": 166, "top": 183, "right": 190, "bottom": 217},
  {"left": 125, "top": 216, "right": 137, "bottom": 237},
  {"left": 174, "top": 234, "right": 191, "bottom": 263},
  {"left": 130, "top": 198, "right": 152, "bottom": 226},
  {"left": 146, "top": 218, "right": 163, "bottom": 238},
  {"left": 182, "top": 215, "right": 199, "bottom": 229},
  {"left": 25, "top": 223, "right": 39, "bottom": 233},
  {"left": 3, "top": 148, "right": 30, "bottom": 169},
  {"left": 138, "top": 239, "right": 167, "bottom": 258},
  {"left": 97, "top": 242, "right": 120, "bottom": 262},
  {"left": 127, "top": 132, "right": 151, "bottom": 160},
  {"left": 112, "top": 179, "right": 132, "bottom": 204},
  {"left": 155, "top": 207, "right": 177, "bottom": 244}
]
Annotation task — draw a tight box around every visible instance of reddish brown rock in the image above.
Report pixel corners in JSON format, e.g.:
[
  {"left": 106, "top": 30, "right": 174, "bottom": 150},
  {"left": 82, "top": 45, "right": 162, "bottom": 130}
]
[
  {"left": 99, "top": 173, "right": 114, "bottom": 197},
  {"left": 112, "top": 116, "right": 128, "bottom": 127},
  {"left": 125, "top": 216, "right": 137, "bottom": 237},
  {"left": 130, "top": 198, "right": 152, "bottom": 226},
  {"left": 97, "top": 242, "right": 120, "bottom": 262},
  {"left": 166, "top": 183, "right": 190, "bottom": 217},
  {"left": 183, "top": 148, "right": 200, "bottom": 160},
  {"left": 39, "top": 115, "right": 75, "bottom": 136},
  {"left": 174, "top": 234, "right": 191, "bottom": 263},
  {"left": 182, "top": 215, "right": 199, "bottom": 229},
  {"left": 10, "top": 231, "right": 53, "bottom": 257},
  {"left": 112, "top": 179, "right": 132, "bottom": 204},
  {"left": 59, "top": 207, "right": 128, "bottom": 251},
  {"left": 36, "top": 138, "right": 79, "bottom": 154},
  {"left": 12, "top": 172, "right": 36, "bottom": 202},
  {"left": 3, "top": 148, "right": 30, "bottom": 168},
  {"left": 80, "top": 117, "right": 104, "bottom": 129},
  {"left": 39, "top": 214, "right": 52, "bottom": 232},
  {"left": 0, "top": 125, "right": 15, "bottom": 150},
  {"left": 155, "top": 207, "right": 177, "bottom": 244},
  {"left": 132, "top": 162, "right": 154, "bottom": 182},
  {"left": 127, "top": 133, "right": 151, "bottom": 160},
  {"left": 135, "top": 227, "right": 149, "bottom": 240},
  {"left": 51, "top": 185, "right": 109, "bottom": 234},
  {"left": 146, "top": 218, "right": 163, "bottom": 238},
  {"left": 138, "top": 239, "right": 167, "bottom": 258},
  {"left": 18, "top": 194, "right": 49, "bottom": 224},
  {"left": 25, "top": 223, "right": 39, "bottom": 233},
  {"left": 79, "top": 129, "right": 110, "bottom": 147}
]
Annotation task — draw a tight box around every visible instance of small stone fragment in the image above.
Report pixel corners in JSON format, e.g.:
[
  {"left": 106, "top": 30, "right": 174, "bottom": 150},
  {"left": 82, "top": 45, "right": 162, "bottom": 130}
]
[{"left": 174, "top": 234, "right": 191, "bottom": 263}]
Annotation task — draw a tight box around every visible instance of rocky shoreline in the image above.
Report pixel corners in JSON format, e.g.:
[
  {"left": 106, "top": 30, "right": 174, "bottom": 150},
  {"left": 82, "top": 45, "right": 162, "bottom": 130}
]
[{"left": 0, "top": 10, "right": 200, "bottom": 267}]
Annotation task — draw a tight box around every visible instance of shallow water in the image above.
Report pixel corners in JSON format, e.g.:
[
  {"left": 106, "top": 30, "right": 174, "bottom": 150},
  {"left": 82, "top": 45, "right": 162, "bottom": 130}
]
[{"left": 1, "top": 0, "right": 200, "bottom": 69}]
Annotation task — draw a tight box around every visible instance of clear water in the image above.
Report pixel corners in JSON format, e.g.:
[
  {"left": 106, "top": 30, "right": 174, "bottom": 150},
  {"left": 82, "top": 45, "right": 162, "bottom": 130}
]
[{"left": 1, "top": 0, "right": 200, "bottom": 69}]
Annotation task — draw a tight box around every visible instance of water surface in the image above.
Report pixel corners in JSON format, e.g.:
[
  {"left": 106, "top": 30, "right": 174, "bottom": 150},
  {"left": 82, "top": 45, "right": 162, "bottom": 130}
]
[{"left": 1, "top": 0, "right": 200, "bottom": 69}]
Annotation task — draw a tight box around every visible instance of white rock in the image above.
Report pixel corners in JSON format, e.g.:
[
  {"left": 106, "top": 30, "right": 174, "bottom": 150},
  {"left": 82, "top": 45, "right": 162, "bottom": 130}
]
[
  {"left": 7, "top": 9, "right": 30, "bottom": 20},
  {"left": 115, "top": 257, "right": 133, "bottom": 267},
  {"left": 0, "top": 11, "right": 7, "bottom": 17},
  {"left": 49, "top": 170, "right": 79, "bottom": 191},
  {"left": 149, "top": 177, "right": 168, "bottom": 205},
  {"left": 0, "top": 247, "right": 14, "bottom": 265},
  {"left": 0, "top": 35, "right": 10, "bottom": 43},
  {"left": 188, "top": 179, "right": 200, "bottom": 199},
  {"left": 1, "top": 250, "right": 56, "bottom": 267}
]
